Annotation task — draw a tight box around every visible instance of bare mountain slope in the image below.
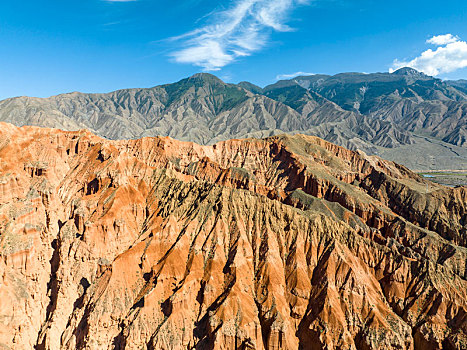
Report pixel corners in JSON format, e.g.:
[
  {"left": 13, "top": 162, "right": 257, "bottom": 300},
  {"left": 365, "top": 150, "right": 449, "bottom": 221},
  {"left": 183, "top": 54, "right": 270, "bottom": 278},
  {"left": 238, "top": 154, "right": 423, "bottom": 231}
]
[
  {"left": 264, "top": 68, "right": 467, "bottom": 149},
  {"left": 0, "top": 74, "right": 396, "bottom": 152},
  {"left": 0, "top": 71, "right": 466, "bottom": 170},
  {"left": 0, "top": 123, "right": 466, "bottom": 349}
]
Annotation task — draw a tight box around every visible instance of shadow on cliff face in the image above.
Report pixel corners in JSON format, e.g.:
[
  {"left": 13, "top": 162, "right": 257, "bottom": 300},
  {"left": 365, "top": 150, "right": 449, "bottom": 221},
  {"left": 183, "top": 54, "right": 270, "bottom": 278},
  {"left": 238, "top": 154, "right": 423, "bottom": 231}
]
[
  {"left": 191, "top": 222, "right": 239, "bottom": 349},
  {"left": 295, "top": 250, "right": 332, "bottom": 350},
  {"left": 73, "top": 278, "right": 90, "bottom": 310},
  {"left": 192, "top": 271, "right": 237, "bottom": 349},
  {"left": 35, "top": 222, "right": 64, "bottom": 350}
]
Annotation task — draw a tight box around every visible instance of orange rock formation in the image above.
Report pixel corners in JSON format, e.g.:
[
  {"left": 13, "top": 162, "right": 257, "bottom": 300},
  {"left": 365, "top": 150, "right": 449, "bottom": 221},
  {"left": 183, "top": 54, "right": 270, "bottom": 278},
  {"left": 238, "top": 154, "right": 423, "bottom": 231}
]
[{"left": 0, "top": 122, "right": 465, "bottom": 349}]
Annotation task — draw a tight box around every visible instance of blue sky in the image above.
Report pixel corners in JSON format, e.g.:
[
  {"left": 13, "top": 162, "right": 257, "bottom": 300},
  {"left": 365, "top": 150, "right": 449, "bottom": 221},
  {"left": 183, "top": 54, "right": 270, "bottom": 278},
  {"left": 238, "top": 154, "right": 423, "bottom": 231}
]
[{"left": 0, "top": 0, "right": 466, "bottom": 99}]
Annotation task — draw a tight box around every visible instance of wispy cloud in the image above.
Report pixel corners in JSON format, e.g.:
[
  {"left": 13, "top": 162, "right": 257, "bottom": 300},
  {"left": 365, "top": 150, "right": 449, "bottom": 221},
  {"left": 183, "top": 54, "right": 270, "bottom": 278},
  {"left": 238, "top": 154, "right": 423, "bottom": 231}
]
[
  {"left": 390, "top": 34, "right": 467, "bottom": 76},
  {"left": 103, "top": 21, "right": 122, "bottom": 26},
  {"left": 170, "top": 0, "right": 311, "bottom": 71},
  {"left": 276, "top": 71, "right": 314, "bottom": 80}
]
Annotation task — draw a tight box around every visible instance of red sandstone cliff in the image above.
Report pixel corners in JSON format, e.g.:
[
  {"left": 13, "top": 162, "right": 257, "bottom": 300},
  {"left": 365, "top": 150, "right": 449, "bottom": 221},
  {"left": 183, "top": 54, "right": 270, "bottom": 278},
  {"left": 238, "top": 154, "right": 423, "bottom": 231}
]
[{"left": 0, "top": 122, "right": 465, "bottom": 349}]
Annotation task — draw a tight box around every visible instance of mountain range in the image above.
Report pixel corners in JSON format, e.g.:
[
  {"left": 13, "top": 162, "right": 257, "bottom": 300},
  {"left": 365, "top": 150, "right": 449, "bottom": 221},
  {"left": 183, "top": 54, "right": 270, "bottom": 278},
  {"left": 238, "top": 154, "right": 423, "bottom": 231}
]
[
  {"left": 0, "top": 123, "right": 465, "bottom": 349},
  {"left": 0, "top": 68, "right": 466, "bottom": 171}
]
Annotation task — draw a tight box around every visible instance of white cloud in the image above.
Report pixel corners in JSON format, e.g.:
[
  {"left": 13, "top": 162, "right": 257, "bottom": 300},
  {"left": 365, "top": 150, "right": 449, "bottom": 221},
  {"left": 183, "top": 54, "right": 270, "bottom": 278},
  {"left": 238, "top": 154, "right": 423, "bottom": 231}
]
[
  {"left": 426, "top": 34, "right": 459, "bottom": 46},
  {"left": 390, "top": 34, "right": 467, "bottom": 76},
  {"left": 170, "top": 0, "right": 311, "bottom": 71},
  {"left": 276, "top": 71, "right": 314, "bottom": 80}
]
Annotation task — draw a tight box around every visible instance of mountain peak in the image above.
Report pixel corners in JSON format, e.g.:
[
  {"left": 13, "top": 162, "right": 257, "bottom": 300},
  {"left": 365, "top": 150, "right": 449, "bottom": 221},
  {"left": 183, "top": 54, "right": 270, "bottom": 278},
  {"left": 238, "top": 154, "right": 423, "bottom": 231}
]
[
  {"left": 188, "top": 72, "right": 224, "bottom": 84},
  {"left": 238, "top": 81, "right": 263, "bottom": 94},
  {"left": 391, "top": 67, "right": 426, "bottom": 77}
]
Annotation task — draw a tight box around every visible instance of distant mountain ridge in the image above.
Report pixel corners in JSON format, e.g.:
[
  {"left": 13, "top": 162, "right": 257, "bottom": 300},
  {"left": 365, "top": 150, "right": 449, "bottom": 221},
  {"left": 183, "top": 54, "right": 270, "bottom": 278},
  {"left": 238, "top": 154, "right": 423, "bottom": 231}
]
[
  {"left": 0, "top": 68, "right": 466, "bottom": 170},
  {"left": 447, "top": 79, "right": 467, "bottom": 94},
  {"left": 260, "top": 69, "right": 467, "bottom": 150}
]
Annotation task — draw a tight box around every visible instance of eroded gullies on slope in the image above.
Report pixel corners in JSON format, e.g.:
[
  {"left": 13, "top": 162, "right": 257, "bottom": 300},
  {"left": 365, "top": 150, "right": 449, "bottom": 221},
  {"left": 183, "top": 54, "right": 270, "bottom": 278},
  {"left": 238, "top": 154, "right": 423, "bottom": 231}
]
[{"left": 0, "top": 123, "right": 466, "bottom": 349}]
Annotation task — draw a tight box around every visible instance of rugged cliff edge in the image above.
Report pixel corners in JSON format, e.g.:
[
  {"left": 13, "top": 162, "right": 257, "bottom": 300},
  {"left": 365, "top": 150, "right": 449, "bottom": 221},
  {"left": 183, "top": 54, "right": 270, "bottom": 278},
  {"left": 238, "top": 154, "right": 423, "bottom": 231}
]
[{"left": 0, "top": 122, "right": 466, "bottom": 349}]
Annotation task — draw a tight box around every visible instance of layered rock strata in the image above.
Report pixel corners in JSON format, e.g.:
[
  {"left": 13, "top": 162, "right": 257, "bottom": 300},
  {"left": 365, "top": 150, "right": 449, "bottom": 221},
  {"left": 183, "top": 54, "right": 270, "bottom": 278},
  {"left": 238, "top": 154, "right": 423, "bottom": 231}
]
[{"left": 0, "top": 122, "right": 466, "bottom": 349}]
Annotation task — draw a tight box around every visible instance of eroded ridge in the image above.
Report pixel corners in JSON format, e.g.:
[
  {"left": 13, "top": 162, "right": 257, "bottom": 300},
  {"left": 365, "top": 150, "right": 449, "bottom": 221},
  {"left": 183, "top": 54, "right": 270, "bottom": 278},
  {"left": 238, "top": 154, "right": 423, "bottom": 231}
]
[{"left": 0, "top": 122, "right": 465, "bottom": 349}]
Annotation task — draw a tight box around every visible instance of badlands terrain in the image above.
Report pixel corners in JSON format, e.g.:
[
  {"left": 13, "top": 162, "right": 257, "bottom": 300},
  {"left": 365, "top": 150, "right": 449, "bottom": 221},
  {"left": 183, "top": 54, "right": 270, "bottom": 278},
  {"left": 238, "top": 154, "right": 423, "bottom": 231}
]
[{"left": 0, "top": 122, "right": 466, "bottom": 349}]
